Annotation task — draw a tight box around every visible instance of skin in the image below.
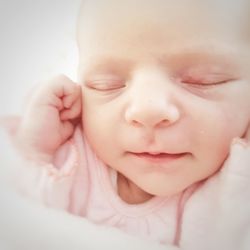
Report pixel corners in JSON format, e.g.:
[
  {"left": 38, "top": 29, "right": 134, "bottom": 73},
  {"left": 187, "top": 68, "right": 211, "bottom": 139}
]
[
  {"left": 3, "top": 2, "right": 248, "bottom": 247},
  {"left": 76, "top": 0, "right": 250, "bottom": 204},
  {"left": 15, "top": 76, "right": 82, "bottom": 163}
]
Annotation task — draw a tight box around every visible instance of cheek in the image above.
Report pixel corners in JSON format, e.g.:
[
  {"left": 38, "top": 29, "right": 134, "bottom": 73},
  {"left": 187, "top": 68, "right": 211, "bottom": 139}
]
[
  {"left": 195, "top": 102, "right": 249, "bottom": 168},
  {"left": 82, "top": 113, "right": 106, "bottom": 141},
  {"left": 220, "top": 103, "right": 249, "bottom": 139},
  {"left": 82, "top": 101, "right": 118, "bottom": 151},
  {"left": 195, "top": 90, "right": 249, "bottom": 140}
]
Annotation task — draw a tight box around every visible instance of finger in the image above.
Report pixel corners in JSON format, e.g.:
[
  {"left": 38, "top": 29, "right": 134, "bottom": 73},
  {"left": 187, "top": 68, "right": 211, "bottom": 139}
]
[
  {"left": 219, "top": 142, "right": 250, "bottom": 220},
  {"left": 27, "top": 75, "right": 77, "bottom": 107},
  {"left": 52, "top": 75, "right": 78, "bottom": 98},
  {"left": 222, "top": 140, "right": 250, "bottom": 178},
  {"left": 49, "top": 95, "right": 64, "bottom": 111},
  {"left": 60, "top": 121, "right": 74, "bottom": 141},
  {"left": 62, "top": 85, "right": 81, "bottom": 109},
  {"left": 60, "top": 97, "right": 82, "bottom": 121}
]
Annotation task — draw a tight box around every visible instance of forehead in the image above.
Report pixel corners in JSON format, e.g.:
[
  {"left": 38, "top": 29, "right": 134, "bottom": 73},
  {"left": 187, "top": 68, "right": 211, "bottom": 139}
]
[{"left": 77, "top": 0, "right": 250, "bottom": 67}]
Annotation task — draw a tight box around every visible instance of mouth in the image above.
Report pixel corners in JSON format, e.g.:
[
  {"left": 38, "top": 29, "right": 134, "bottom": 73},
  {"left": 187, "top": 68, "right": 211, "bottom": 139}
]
[{"left": 129, "top": 151, "right": 188, "bottom": 163}]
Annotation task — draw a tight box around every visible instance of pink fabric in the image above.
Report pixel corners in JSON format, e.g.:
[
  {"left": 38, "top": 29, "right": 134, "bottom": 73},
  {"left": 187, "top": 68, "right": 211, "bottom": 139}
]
[
  {"left": 179, "top": 139, "right": 250, "bottom": 250},
  {"left": 18, "top": 126, "right": 193, "bottom": 245},
  {"left": 10, "top": 123, "right": 250, "bottom": 249}
]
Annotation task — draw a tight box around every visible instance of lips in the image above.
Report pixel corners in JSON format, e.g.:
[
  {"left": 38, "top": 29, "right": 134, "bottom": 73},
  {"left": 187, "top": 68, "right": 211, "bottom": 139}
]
[{"left": 130, "top": 151, "right": 188, "bottom": 163}]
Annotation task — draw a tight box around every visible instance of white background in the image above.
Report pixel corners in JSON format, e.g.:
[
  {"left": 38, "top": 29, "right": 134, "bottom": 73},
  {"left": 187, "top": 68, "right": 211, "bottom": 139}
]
[{"left": 0, "top": 0, "right": 82, "bottom": 115}]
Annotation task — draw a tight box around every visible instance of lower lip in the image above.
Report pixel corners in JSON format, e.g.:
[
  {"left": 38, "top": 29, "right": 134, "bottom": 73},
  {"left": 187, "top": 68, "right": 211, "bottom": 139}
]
[{"left": 130, "top": 152, "right": 187, "bottom": 164}]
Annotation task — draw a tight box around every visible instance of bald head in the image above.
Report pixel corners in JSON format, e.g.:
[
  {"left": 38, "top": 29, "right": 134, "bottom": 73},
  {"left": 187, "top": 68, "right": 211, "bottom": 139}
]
[
  {"left": 76, "top": 0, "right": 250, "bottom": 80},
  {"left": 77, "top": 0, "right": 250, "bottom": 48}
]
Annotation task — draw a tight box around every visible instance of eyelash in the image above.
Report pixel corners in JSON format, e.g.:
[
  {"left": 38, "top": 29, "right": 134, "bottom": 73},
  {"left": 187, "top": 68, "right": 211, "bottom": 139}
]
[
  {"left": 178, "top": 74, "right": 238, "bottom": 88},
  {"left": 86, "top": 80, "right": 126, "bottom": 91},
  {"left": 181, "top": 79, "right": 231, "bottom": 86}
]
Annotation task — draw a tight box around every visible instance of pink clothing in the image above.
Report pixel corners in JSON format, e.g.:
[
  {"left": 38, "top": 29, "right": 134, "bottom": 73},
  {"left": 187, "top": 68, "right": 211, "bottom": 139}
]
[
  {"left": 18, "top": 126, "right": 195, "bottom": 245},
  {"left": 2, "top": 117, "right": 250, "bottom": 249}
]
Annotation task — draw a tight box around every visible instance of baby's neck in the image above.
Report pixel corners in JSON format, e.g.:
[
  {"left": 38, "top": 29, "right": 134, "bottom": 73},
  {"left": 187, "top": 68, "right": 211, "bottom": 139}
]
[{"left": 117, "top": 173, "right": 153, "bottom": 204}]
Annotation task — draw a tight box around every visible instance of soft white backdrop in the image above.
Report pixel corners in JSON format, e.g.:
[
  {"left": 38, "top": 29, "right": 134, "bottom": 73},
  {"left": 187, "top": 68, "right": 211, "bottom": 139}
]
[
  {"left": 0, "top": 5, "right": 170, "bottom": 249},
  {"left": 0, "top": 0, "right": 82, "bottom": 115}
]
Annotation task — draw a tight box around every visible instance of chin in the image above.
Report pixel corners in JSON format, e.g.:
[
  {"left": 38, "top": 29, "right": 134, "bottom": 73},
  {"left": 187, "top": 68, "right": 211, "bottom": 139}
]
[{"left": 142, "top": 185, "right": 184, "bottom": 197}]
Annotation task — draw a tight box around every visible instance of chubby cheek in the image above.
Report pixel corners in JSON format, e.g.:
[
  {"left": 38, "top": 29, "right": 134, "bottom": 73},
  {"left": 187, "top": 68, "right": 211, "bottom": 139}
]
[
  {"left": 82, "top": 114, "right": 107, "bottom": 145},
  {"left": 82, "top": 101, "right": 119, "bottom": 157},
  {"left": 196, "top": 102, "right": 249, "bottom": 174}
]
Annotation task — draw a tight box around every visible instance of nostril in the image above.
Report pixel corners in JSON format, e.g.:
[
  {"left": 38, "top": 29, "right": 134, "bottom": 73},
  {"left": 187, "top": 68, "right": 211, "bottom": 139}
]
[
  {"left": 131, "top": 119, "right": 142, "bottom": 127},
  {"left": 125, "top": 100, "right": 181, "bottom": 128},
  {"left": 130, "top": 117, "right": 171, "bottom": 128},
  {"left": 159, "top": 119, "right": 170, "bottom": 126},
  {"left": 162, "top": 119, "right": 169, "bottom": 124}
]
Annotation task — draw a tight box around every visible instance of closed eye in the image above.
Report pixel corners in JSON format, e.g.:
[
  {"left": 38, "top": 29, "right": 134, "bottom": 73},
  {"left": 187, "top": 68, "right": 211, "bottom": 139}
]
[
  {"left": 176, "top": 63, "right": 239, "bottom": 87},
  {"left": 181, "top": 78, "right": 235, "bottom": 87},
  {"left": 179, "top": 72, "right": 237, "bottom": 87},
  {"left": 85, "top": 79, "right": 126, "bottom": 91}
]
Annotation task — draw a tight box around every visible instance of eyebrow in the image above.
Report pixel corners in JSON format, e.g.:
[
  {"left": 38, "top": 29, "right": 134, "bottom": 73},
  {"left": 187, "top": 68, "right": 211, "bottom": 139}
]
[
  {"left": 83, "top": 57, "right": 135, "bottom": 76},
  {"left": 81, "top": 41, "right": 247, "bottom": 79},
  {"left": 88, "top": 50, "right": 241, "bottom": 69},
  {"left": 157, "top": 49, "right": 244, "bottom": 73},
  {"left": 160, "top": 39, "right": 246, "bottom": 63}
]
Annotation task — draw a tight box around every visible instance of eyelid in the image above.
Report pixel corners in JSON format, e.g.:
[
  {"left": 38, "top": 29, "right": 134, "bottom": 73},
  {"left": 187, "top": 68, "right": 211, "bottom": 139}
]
[
  {"left": 177, "top": 70, "right": 237, "bottom": 86},
  {"left": 85, "top": 76, "right": 126, "bottom": 91},
  {"left": 180, "top": 77, "right": 234, "bottom": 86}
]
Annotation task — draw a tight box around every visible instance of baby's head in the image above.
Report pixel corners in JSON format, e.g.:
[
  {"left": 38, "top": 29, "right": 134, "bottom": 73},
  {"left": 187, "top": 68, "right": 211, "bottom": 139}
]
[{"left": 76, "top": 0, "right": 250, "bottom": 197}]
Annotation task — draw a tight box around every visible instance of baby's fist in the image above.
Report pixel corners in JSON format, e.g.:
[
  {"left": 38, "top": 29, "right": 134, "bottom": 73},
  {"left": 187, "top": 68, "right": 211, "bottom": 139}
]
[{"left": 17, "top": 75, "right": 82, "bottom": 162}]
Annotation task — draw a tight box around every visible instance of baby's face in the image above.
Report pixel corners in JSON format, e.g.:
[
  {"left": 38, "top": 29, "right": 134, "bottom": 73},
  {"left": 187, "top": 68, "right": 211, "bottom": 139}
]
[{"left": 78, "top": 0, "right": 250, "bottom": 196}]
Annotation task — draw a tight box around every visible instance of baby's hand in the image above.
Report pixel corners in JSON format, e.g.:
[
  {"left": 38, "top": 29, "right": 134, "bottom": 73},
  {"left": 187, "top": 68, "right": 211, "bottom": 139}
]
[
  {"left": 17, "top": 75, "right": 82, "bottom": 163},
  {"left": 181, "top": 125, "right": 250, "bottom": 250}
]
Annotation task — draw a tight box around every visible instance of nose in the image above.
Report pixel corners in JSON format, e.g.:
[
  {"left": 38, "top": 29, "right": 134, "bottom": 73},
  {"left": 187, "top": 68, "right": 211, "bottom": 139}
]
[
  {"left": 125, "top": 98, "right": 180, "bottom": 128},
  {"left": 125, "top": 83, "right": 180, "bottom": 129}
]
